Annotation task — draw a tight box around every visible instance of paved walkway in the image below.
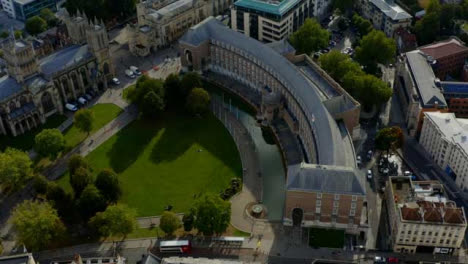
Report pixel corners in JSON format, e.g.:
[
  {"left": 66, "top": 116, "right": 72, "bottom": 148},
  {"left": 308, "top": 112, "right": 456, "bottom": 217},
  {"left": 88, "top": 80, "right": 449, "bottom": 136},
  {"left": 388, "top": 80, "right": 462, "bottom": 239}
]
[
  {"left": 136, "top": 214, "right": 184, "bottom": 229},
  {"left": 210, "top": 99, "right": 263, "bottom": 234}
]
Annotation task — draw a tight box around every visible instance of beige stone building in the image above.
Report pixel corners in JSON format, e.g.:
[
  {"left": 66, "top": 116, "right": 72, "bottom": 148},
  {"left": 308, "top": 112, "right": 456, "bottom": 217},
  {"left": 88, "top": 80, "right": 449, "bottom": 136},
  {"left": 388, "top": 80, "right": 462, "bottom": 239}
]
[
  {"left": 128, "top": 0, "right": 230, "bottom": 56},
  {"left": 358, "top": 0, "right": 412, "bottom": 37},
  {"left": 386, "top": 177, "right": 467, "bottom": 255},
  {"left": 179, "top": 18, "right": 365, "bottom": 235},
  {"left": 0, "top": 11, "right": 114, "bottom": 136}
]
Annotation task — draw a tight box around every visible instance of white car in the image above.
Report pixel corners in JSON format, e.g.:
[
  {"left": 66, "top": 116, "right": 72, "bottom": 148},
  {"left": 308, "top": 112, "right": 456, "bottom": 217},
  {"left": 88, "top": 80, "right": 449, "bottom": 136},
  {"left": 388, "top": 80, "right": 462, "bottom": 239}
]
[
  {"left": 65, "top": 103, "right": 78, "bottom": 112},
  {"left": 78, "top": 97, "right": 87, "bottom": 105},
  {"left": 404, "top": 170, "right": 412, "bottom": 176},
  {"left": 112, "top": 77, "right": 120, "bottom": 85},
  {"left": 125, "top": 69, "right": 135, "bottom": 78},
  {"left": 130, "top": 66, "right": 142, "bottom": 75},
  {"left": 367, "top": 169, "right": 373, "bottom": 180},
  {"left": 357, "top": 155, "right": 362, "bottom": 167}
]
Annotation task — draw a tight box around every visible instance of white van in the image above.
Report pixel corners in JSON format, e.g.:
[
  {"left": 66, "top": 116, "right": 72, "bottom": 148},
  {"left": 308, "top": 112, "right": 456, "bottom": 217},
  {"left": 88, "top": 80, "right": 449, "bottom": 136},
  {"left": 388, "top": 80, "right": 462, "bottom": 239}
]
[
  {"left": 129, "top": 66, "right": 141, "bottom": 75},
  {"left": 125, "top": 69, "right": 135, "bottom": 78},
  {"left": 65, "top": 103, "right": 78, "bottom": 111}
]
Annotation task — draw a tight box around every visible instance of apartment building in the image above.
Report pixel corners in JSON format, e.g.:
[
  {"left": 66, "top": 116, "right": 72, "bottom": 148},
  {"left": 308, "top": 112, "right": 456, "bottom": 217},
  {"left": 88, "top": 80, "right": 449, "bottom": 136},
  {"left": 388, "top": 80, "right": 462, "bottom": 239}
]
[
  {"left": 419, "top": 38, "right": 468, "bottom": 80},
  {"left": 386, "top": 177, "right": 467, "bottom": 255},
  {"left": 1, "top": 0, "right": 15, "bottom": 18},
  {"left": 394, "top": 50, "right": 448, "bottom": 136},
  {"left": 419, "top": 112, "right": 468, "bottom": 190},
  {"left": 230, "top": 0, "right": 322, "bottom": 42},
  {"left": 359, "top": 0, "right": 411, "bottom": 37}
]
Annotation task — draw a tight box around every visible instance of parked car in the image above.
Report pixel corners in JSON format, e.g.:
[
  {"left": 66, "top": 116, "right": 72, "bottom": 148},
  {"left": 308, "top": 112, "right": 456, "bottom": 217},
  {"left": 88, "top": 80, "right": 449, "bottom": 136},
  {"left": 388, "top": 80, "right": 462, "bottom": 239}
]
[
  {"left": 125, "top": 69, "right": 136, "bottom": 78},
  {"left": 367, "top": 169, "right": 373, "bottom": 180},
  {"left": 367, "top": 150, "right": 373, "bottom": 160},
  {"left": 78, "top": 97, "right": 87, "bottom": 105},
  {"left": 130, "top": 66, "right": 142, "bottom": 75},
  {"left": 314, "top": 52, "right": 322, "bottom": 59},
  {"left": 329, "top": 40, "right": 336, "bottom": 47},
  {"left": 84, "top": 93, "right": 92, "bottom": 100},
  {"left": 112, "top": 77, "right": 120, "bottom": 85},
  {"left": 65, "top": 103, "right": 78, "bottom": 112},
  {"left": 374, "top": 256, "right": 386, "bottom": 263},
  {"left": 387, "top": 257, "right": 399, "bottom": 263},
  {"left": 404, "top": 170, "right": 412, "bottom": 176},
  {"left": 357, "top": 155, "right": 362, "bottom": 167}
]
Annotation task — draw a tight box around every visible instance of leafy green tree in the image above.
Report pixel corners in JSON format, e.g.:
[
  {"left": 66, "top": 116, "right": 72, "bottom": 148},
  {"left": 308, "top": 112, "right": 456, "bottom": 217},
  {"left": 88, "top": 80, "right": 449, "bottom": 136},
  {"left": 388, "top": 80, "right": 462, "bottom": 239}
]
[
  {"left": 186, "top": 88, "right": 210, "bottom": 115},
  {"left": 70, "top": 167, "right": 93, "bottom": 197},
  {"left": 375, "top": 126, "right": 404, "bottom": 152},
  {"left": 14, "top": 30, "right": 23, "bottom": 39},
  {"left": 180, "top": 72, "right": 202, "bottom": 98},
  {"left": 0, "top": 31, "right": 8, "bottom": 38},
  {"left": 35, "top": 128, "right": 65, "bottom": 159},
  {"left": 426, "top": 0, "right": 441, "bottom": 14},
  {"left": 11, "top": 200, "right": 65, "bottom": 251},
  {"left": 352, "top": 13, "right": 373, "bottom": 37},
  {"left": 25, "top": 16, "right": 47, "bottom": 35},
  {"left": 78, "top": 184, "right": 107, "bottom": 220},
  {"left": 160, "top": 211, "right": 181, "bottom": 236},
  {"left": 289, "top": 18, "right": 329, "bottom": 55},
  {"left": 319, "top": 50, "right": 363, "bottom": 83},
  {"left": 142, "top": 91, "right": 165, "bottom": 117},
  {"left": 0, "top": 148, "right": 33, "bottom": 191},
  {"left": 68, "top": 154, "right": 89, "bottom": 175},
  {"left": 440, "top": 4, "right": 457, "bottom": 33},
  {"left": 192, "top": 194, "right": 230, "bottom": 236},
  {"left": 74, "top": 109, "right": 94, "bottom": 136},
  {"left": 342, "top": 73, "right": 392, "bottom": 110},
  {"left": 182, "top": 213, "right": 194, "bottom": 232},
  {"left": 89, "top": 204, "right": 136, "bottom": 238},
  {"left": 164, "top": 73, "right": 182, "bottom": 107},
  {"left": 33, "top": 175, "right": 49, "bottom": 195},
  {"left": 415, "top": 12, "right": 441, "bottom": 45},
  {"left": 40, "top": 8, "right": 58, "bottom": 27},
  {"left": 95, "top": 168, "right": 121, "bottom": 203},
  {"left": 45, "top": 182, "right": 73, "bottom": 218},
  {"left": 355, "top": 30, "right": 396, "bottom": 73}
]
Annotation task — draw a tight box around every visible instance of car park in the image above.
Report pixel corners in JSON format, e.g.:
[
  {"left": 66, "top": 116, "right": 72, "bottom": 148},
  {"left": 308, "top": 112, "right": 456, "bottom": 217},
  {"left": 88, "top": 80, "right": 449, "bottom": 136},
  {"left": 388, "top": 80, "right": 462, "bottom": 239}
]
[
  {"left": 65, "top": 103, "right": 78, "bottom": 112},
  {"left": 130, "top": 66, "right": 142, "bottom": 75},
  {"left": 78, "top": 97, "right": 87, "bottom": 105},
  {"left": 112, "top": 77, "right": 120, "bottom": 85}
]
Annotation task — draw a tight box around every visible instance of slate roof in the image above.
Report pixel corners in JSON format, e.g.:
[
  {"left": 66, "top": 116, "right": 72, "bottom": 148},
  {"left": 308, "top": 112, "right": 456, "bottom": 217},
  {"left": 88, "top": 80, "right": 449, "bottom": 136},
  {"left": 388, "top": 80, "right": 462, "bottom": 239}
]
[
  {"left": 8, "top": 102, "right": 36, "bottom": 119},
  {"left": 179, "top": 17, "right": 356, "bottom": 167},
  {"left": 405, "top": 51, "right": 447, "bottom": 108},
  {"left": 0, "top": 254, "right": 31, "bottom": 264},
  {"left": 39, "top": 44, "right": 92, "bottom": 79},
  {"left": 234, "top": 0, "right": 302, "bottom": 16},
  {"left": 149, "top": 0, "right": 194, "bottom": 21},
  {"left": 266, "top": 39, "right": 296, "bottom": 55},
  {"left": 0, "top": 76, "right": 23, "bottom": 101},
  {"left": 420, "top": 38, "right": 468, "bottom": 60},
  {"left": 286, "top": 163, "right": 365, "bottom": 195},
  {"left": 369, "top": 0, "right": 411, "bottom": 21}
]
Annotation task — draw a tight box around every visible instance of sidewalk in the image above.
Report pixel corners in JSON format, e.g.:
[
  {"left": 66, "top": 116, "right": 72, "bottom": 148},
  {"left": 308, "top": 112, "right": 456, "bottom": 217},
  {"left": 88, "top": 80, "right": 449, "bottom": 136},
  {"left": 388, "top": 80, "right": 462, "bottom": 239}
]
[
  {"left": 136, "top": 214, "right": 184, "bottom": 229},
  {"left": 211, "top": 100, "right": 262, "bottom": 234}
]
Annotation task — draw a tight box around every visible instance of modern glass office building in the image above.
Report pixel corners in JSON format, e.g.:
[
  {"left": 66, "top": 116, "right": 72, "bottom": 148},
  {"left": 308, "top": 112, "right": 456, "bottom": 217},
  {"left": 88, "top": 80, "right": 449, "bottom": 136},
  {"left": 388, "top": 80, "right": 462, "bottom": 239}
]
[{"left": 13, "top": 0, "right": 57, "bottom": 21}]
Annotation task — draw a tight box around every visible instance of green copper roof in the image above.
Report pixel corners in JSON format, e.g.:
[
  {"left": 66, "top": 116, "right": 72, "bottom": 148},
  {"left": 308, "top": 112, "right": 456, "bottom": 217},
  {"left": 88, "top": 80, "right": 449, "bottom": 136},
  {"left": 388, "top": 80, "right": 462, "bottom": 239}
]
[{"left": 234, "top": 0, "right": 302, "bottom": 16}]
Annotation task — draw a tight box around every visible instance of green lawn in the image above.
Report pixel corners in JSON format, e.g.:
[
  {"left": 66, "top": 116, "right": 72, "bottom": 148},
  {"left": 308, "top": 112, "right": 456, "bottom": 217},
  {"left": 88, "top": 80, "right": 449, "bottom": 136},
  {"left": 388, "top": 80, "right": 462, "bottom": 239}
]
[
  {"left": 57, "top": 112, "right": 242, "bottom": 216},
  {"left": 308, "top": 228, "right": 345, "bottom": 248},
  {"left": 0, "top": 114, "right": 67, "bottom": 151},
  {"left": 62, "top": 103, "right": 122, "bottom": 149}
]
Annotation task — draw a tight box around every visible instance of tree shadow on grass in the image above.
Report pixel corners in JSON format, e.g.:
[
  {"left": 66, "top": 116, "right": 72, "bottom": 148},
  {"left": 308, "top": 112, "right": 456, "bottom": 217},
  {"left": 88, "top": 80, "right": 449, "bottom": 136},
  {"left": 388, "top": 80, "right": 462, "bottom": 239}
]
[
  {"left": 149, "top": 112, "right": 242, "bottom": 174},
  {"left": 107, "top": 118, "right": 162, "bottom": 173}
]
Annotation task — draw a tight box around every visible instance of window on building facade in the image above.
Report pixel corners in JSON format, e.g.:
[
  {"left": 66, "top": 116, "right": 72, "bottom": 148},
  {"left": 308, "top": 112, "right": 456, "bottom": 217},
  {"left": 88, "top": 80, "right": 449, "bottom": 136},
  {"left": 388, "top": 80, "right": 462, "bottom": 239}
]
[
  {"left": 352, "top": 195, "right": 357, "bottom": 201},
  {"left": 333, "top": 207, "right": 338, "bottom": 215},
  {"left": 334, "top": 194, "right": 340, "bottom": 200}
]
